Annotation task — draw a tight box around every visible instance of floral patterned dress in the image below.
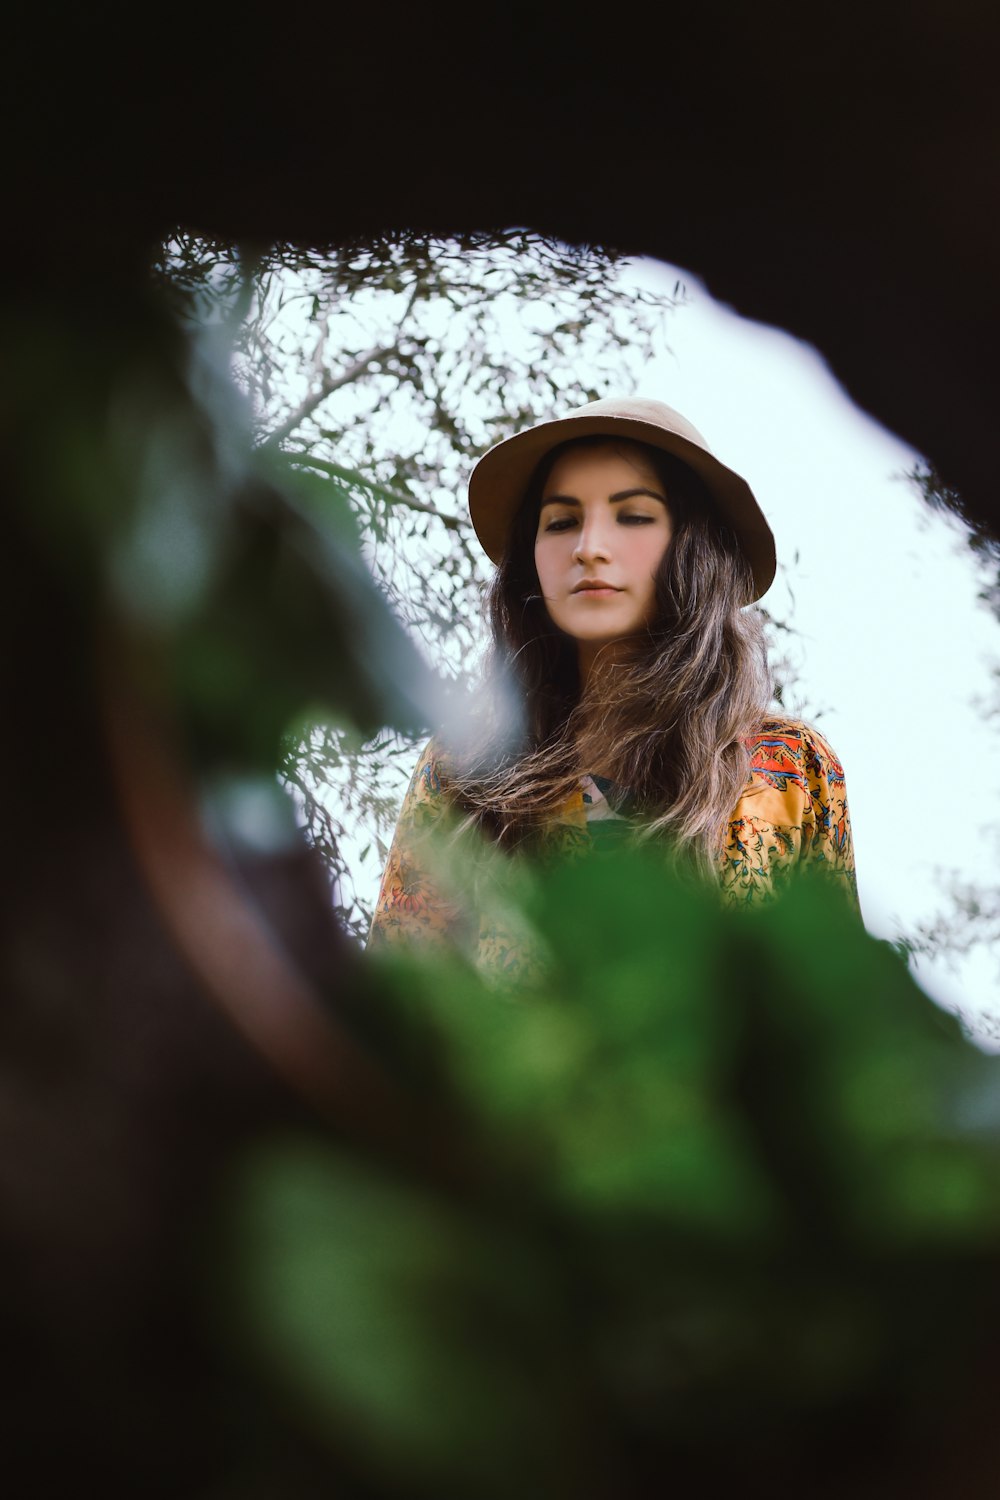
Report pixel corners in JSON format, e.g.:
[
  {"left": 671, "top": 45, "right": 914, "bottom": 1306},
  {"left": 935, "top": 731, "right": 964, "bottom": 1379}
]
[{"left": 368, "top": 718, "right": 857, "bottom": 970}]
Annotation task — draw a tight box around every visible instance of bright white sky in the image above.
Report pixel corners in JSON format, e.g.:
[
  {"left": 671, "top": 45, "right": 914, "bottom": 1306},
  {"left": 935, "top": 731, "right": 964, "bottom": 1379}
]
[{"left": 622, "top": 258, "right": 1000, "bottom": 1038}]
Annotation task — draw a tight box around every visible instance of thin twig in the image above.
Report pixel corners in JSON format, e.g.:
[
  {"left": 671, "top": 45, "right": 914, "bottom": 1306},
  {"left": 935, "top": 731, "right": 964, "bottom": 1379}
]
[{"left": 259, "top": 342, "right": 402, "bottom": 449}]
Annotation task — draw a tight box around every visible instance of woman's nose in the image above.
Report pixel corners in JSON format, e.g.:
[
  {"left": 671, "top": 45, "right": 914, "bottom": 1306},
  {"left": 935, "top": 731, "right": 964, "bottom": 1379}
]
[{"left": 572, "top": 518, "right": 612, "bottom": 564}]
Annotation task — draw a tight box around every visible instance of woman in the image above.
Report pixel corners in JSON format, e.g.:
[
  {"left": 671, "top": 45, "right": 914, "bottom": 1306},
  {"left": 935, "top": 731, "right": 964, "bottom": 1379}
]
[{"left": 368, "top": 396, "right": 856, "bottom": 969}]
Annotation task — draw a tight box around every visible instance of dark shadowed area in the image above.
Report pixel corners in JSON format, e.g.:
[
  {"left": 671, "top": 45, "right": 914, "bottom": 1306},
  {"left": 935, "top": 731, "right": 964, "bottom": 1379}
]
[{"left": 10, "top": 6, "right": 1000, "bottom": 542}]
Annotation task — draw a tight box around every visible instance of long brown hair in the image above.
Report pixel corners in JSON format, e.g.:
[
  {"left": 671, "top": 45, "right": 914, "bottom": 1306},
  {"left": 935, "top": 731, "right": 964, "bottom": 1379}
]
[{"left": 445, "top": 435, "right": 771, "bottom": 877}]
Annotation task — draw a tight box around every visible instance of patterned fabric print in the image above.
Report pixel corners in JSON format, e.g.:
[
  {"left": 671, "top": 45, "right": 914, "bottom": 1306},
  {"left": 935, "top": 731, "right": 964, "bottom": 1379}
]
[
  {"left": 722, "top": 721, "right": 856, "bottom": 906},
  {"left": 581, "top": 774, "right": 644, "bottom": 855},
  {"left": 580, "top": 775, "right": 630, "bottom": 822},
  {"left": 365, "top": 748, "right": 464, "bottom": 954},
  {"left": 368, "top": 717, "right": 858, "bottom": 967}
]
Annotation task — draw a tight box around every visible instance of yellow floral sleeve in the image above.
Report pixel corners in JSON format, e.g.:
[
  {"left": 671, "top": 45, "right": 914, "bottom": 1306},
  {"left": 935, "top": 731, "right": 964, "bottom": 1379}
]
[
  {"left": 721, "top": 719, "right": 858, "bottom": 907},
  {"left": 367, "top": 739, "right": 463, "bottom": 952}
]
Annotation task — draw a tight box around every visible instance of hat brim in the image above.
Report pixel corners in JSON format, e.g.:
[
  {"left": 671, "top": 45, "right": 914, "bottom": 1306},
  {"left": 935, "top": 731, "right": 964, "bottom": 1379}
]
[{"left": 468, "top": 411, "right": 776, "bottom": 601}]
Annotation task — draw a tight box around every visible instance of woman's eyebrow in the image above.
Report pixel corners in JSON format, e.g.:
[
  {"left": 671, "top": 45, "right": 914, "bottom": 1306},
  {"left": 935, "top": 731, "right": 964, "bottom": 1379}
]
[
  {"left": 610, "top": 487, "right": 667, "bottom": 504},
  {"left": 540, "top": 487, "right": 667, "bottom": 506}
]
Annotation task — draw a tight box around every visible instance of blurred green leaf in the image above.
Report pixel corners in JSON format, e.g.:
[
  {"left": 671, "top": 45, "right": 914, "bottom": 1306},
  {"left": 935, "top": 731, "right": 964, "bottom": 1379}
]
[
  {"left": 229, "top": 1140, "right": 589, "bottom": 1497},
  {"left": 8, "top": 287, "right": 439, "bottom": 775},
  {"left": 223, "top": 852, "right": 1000, "bottom": 1492}
]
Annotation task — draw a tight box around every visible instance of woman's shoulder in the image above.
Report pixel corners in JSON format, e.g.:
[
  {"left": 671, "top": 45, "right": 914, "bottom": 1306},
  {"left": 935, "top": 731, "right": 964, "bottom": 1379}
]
[
  {"left": 746, "top": 716, "right": 847, "bottom": 787},
  {"left": 405, "top": 734, "right": 453, "bottom": 801}
]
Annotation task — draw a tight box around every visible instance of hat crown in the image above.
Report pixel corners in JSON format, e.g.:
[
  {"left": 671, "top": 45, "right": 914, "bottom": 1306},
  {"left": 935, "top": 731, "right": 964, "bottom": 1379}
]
[{"left": 561, "top": 396, "right": 712, "bottom": 454}]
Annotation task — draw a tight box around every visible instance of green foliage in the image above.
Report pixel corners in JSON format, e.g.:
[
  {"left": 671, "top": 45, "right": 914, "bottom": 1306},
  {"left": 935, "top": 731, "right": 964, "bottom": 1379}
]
[
  {"left": 8, "top": 286, "right": 435, "bottom": 781},
  {"left": 224, "top": 843, "right": 1000, "bottom": 1495},
  {"left": 230, "top": 1142, "right": 570, "bottom": 1496}
]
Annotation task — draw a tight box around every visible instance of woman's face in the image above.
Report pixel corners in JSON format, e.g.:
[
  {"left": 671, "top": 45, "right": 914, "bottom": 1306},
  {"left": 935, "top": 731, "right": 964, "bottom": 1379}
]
[{"left": 534, "top": 441, "right": 673, "bottom": 662}]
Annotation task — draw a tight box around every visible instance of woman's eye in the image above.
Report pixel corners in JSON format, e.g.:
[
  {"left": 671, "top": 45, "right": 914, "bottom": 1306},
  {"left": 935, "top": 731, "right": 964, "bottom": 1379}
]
[
  {"left": 543, "top": 516, "right": 576, "bottom": 533},
  {"left": 618, "top": 512, "right": 656, "bottom": 525}
]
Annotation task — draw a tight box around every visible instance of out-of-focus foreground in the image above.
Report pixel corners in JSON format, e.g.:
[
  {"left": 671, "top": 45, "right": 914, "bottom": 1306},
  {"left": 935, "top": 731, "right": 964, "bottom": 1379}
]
[{"left": 2, "top": 265, "right": 1000, "bottom": 1499}]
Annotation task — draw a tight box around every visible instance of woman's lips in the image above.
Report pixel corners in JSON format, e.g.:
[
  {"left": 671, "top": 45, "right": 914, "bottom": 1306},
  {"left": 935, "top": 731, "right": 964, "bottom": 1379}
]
[{"left": 572, "top": 582, "right": 621, "bottom": 597}]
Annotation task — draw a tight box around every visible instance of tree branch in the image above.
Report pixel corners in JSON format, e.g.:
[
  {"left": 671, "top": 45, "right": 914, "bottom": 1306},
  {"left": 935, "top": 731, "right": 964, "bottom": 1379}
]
[
  {"left": 259, "top": 342, "right": 402, "bottom": 449},
  {"left": 260, "top": 277, "right": 425, "bottom": 451},
  {"left": 290, "top": 454, "right": 469, "bottom": 531}
]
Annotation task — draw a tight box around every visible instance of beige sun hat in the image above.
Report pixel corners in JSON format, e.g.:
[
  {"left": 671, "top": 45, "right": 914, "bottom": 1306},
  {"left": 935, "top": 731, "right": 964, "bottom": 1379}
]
[{"left": 468, "top": 395, "right": 776, "bottom": 600}]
